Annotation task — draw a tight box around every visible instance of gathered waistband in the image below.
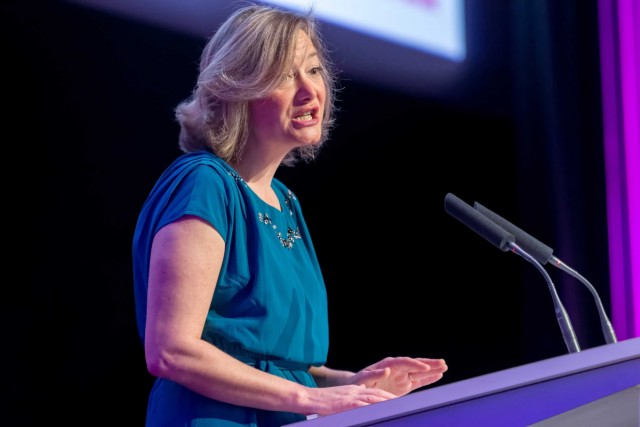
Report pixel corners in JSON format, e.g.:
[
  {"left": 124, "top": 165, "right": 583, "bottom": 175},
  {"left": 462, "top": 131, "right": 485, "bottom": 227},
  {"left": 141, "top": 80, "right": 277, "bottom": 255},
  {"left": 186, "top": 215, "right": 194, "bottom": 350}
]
[{"left": 210, "top": 336, "right": 310, "bottom": 372}]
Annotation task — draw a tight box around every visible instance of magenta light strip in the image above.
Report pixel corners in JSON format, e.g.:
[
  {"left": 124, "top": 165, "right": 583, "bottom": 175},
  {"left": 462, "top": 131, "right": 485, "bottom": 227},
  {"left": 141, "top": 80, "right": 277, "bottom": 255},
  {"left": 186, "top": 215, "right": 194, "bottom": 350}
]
[
  {"left": 598, "top": 0, "right": 639, "bottom": 340},
  {"left": 619, "top": 0, "right": 640, "bottom": 338}
]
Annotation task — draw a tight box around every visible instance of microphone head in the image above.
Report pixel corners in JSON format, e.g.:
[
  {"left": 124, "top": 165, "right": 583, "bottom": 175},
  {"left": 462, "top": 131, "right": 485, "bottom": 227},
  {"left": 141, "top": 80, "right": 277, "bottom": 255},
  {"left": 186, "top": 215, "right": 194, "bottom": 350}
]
[
  {"left": 445, "top": 193, "right": 515, "bottom": 252},
  {"left": 473, "top": 201, "right": 554, "bottom": 264}
]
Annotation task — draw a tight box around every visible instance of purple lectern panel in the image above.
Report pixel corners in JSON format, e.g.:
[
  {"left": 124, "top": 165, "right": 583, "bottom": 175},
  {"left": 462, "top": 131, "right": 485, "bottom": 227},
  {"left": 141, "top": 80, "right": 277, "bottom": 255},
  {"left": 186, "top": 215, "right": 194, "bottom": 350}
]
[{"left": 288, "top": 337, "right": 640, "bottom": 427}]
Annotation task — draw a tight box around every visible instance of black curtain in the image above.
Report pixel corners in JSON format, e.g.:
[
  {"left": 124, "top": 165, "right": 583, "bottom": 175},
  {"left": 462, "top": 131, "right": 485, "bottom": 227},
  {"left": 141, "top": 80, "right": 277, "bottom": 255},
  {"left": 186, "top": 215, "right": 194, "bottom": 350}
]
[{"left": 511, "top": 1, "right": 610, "bottom": 358}]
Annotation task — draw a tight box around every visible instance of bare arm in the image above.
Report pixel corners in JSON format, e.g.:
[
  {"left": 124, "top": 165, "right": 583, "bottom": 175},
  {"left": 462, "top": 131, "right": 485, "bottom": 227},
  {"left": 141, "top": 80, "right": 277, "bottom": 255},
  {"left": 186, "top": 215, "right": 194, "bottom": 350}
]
[{"left": 144, "top": 216, "right": 397, "bottom": 416}]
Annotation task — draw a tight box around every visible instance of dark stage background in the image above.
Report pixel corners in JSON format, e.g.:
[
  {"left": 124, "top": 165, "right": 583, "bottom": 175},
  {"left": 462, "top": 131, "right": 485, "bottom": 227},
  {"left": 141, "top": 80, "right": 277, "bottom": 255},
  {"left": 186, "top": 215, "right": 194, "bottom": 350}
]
[{"left": 9, "top": 1, "right": 613, "bottom": 425}]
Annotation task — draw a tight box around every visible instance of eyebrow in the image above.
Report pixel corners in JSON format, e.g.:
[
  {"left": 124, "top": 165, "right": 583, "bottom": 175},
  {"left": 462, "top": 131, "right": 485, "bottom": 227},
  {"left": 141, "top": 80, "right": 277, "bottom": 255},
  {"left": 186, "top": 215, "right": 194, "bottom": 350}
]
[
  {"left": 291, "top": 51, "right": 319, "bottom": 70},
  {"left": 302, "top": 51, "right": 318, "bottom": 62}
]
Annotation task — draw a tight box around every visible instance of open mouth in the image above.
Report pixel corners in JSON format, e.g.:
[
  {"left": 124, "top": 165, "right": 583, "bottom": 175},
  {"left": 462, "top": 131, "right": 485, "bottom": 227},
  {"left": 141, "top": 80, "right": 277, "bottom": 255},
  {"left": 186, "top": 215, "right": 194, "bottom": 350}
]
[
  {"left": 294, "top": 107, "right": 318, "bottom": 121},
  {"left": 296, "top": 112, "right": 313, "bottom": 120}
]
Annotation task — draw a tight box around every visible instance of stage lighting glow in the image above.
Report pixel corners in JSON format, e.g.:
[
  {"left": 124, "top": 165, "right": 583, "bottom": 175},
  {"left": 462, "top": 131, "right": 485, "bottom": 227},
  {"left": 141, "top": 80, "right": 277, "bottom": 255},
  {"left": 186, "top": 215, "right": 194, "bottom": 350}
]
[{"left": 263, "top": 0, "right": 466, "bottom": 62}]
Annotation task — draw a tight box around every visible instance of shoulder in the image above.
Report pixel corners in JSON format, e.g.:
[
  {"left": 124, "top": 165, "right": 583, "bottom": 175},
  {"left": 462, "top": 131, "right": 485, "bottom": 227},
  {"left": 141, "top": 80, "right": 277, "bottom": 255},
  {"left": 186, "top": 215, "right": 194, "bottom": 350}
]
[
  {"left": 146, "top": 151, "right": 240, "bottom": 215},
  {"left": 171, "top": 151, "right": 228, "bottom": 175},
  {"left": 164, "top": 151, "right": 238, "bottom": 189},
  {"left": 149, "top": 152, "right": 241, "bottom": 235}
]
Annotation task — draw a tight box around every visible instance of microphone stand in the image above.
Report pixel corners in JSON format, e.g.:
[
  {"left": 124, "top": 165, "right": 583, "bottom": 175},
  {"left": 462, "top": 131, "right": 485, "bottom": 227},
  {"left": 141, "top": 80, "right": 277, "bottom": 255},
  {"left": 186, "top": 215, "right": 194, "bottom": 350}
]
[
  {"left": 550, "top": 257, "right": 617, "bottom": 344},
  {"left": 510, "top": 243, "right": 581, "bottom": 353}
]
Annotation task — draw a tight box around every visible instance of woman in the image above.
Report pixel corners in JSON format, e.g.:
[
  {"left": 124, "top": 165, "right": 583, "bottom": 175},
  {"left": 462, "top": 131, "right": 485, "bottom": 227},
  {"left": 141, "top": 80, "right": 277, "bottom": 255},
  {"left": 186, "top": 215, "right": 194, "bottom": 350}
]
[{"left": 132, "top": 3, "right": 447, "bottom": 426}]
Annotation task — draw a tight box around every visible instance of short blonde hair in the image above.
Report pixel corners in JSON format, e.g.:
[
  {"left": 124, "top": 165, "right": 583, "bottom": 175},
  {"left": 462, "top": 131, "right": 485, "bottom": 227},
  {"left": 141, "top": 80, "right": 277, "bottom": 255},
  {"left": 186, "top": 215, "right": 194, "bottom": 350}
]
[{"left": 175, "top": 3, "right": 339, "bottom": 166}]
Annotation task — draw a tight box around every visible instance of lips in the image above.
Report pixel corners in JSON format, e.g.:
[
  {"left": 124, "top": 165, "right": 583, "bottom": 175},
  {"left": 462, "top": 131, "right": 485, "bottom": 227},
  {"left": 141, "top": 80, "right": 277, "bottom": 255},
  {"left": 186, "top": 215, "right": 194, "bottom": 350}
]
[{"left": 293, "top": 106, "right": 319, "bottom": 122}]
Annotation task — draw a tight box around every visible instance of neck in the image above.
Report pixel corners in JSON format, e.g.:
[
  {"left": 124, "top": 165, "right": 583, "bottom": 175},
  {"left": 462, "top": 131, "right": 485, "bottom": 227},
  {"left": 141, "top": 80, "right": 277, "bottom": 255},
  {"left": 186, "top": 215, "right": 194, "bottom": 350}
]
[
  {"left": 230, "top": 143, "right": 287, "bottom": 188},
  {"left": 230, "top": 152, "right": 285, "bottom": 209}
]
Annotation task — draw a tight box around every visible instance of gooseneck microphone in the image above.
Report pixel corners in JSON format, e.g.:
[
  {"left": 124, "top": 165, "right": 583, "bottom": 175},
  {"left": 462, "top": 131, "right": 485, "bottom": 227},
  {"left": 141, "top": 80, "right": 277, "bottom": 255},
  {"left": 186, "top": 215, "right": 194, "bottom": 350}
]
[
  {"left": 444, "top": 193, "right": 581, "bottom": 354},
  {"left": 444, "top": 193, "right": 515, "bottom": 251},
  {"left": 473, "top": 201, "right": 617, "bottom": 344}
]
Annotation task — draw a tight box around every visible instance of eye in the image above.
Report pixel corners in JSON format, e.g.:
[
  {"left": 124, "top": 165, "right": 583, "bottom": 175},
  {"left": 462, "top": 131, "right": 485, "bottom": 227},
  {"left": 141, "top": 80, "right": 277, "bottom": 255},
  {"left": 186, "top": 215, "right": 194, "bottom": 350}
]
[
  {"left": 280, "top": 72, "right": 295, "bottom": 84},
  {"left": 309, "top": 66, "right": 323, "bottom": 76}
]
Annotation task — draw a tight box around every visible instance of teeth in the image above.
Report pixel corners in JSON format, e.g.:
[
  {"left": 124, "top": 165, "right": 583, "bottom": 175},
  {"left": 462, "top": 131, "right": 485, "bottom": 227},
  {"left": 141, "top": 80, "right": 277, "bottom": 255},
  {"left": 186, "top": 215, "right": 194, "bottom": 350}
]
[{"left": 296, "top": 113, "right": 313, "bottom": 120}]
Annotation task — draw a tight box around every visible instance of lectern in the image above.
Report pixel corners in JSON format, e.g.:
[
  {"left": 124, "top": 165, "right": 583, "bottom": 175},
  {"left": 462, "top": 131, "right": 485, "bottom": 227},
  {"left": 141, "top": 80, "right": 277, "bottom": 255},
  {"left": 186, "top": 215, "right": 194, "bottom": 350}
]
[{"left": 288, "top": 337, "right": 640, "bottom": 427}]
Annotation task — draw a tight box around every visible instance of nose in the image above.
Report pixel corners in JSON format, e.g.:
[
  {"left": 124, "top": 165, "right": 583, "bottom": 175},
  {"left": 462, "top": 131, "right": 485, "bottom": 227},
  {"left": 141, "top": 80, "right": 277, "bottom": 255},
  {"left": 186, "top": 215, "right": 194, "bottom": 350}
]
[{"left": 295, "top": 74, "right": 316, "bottom": 101}]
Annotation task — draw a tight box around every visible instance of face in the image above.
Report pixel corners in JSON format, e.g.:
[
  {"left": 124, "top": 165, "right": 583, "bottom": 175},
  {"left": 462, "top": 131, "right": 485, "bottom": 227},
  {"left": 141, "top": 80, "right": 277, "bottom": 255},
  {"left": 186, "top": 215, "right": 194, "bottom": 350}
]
[{"left": 248, "top": 29, "right": 326, "bottom": 152}]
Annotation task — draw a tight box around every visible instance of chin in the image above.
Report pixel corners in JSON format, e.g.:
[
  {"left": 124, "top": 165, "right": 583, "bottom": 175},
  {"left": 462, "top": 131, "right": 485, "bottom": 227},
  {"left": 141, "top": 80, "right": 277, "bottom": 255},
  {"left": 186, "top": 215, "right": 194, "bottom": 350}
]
[
  {"left": 291, "top": 134, "right": 321, "bottom": 146},
  {"left": 300, "top": 138, "right": 322, "bottom": 147}
]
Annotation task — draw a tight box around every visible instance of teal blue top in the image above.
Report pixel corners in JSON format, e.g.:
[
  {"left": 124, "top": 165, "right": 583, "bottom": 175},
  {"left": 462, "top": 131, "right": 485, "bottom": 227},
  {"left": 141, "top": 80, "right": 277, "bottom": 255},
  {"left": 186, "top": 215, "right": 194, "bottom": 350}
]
[{"left": 132, "top": 151, "right": 329, "bottom": 426}]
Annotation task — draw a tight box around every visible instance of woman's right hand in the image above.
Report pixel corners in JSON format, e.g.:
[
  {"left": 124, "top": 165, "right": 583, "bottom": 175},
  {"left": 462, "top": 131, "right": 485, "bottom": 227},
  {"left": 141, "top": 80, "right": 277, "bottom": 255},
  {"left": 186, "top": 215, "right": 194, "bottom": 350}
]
[{"left": 303, "top": 383, "right": 397, "bottom": 416}]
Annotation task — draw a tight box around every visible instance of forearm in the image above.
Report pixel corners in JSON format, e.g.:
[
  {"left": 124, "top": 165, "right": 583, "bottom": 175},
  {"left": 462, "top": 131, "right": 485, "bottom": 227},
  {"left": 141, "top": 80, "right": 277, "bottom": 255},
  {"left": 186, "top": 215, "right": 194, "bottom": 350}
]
[{"left": 147, "top": 337, "right": 314, "bottom": 415}]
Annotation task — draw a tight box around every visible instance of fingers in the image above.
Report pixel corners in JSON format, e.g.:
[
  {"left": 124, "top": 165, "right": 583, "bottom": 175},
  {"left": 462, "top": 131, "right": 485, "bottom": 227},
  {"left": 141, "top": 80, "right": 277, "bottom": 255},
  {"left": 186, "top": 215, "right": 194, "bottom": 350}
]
[
  {"left": 351, "top": 357, "right": 447, "bottom": 398},
  {"left": 371, "top": 356, "right": 446, "bottom": 373},
  {"left": 416, "top": 358, "right": 448, "bottom": 370},
  {"left": 404, "top": 358, "right": 448, "bottom": 380},
  {"left": 311, "top": 384, "right": 398, "bottom": 416},
  {"left": 407, "top": 359, "right": 448, "bottom": 387},
  {"left": 408, "top": 371, "right": 445, "bottom": 387}
]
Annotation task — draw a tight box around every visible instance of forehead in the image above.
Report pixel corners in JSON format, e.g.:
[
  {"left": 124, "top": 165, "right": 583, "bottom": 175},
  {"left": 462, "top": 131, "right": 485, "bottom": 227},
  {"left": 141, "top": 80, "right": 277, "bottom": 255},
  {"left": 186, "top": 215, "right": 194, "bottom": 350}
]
[{"left": 293, "top": 29, "right": 317, "bottom": 60}]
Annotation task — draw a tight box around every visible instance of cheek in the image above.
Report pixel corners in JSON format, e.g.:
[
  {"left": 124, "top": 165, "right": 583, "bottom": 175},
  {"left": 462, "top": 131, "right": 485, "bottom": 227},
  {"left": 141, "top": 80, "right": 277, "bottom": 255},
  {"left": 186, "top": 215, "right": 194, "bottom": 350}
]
[
  {"left": 316, "top": 83, "right": 327, "bottom": 106},
  {"left": 249, "top": 101, "right": 280, "bottom": 127}
]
